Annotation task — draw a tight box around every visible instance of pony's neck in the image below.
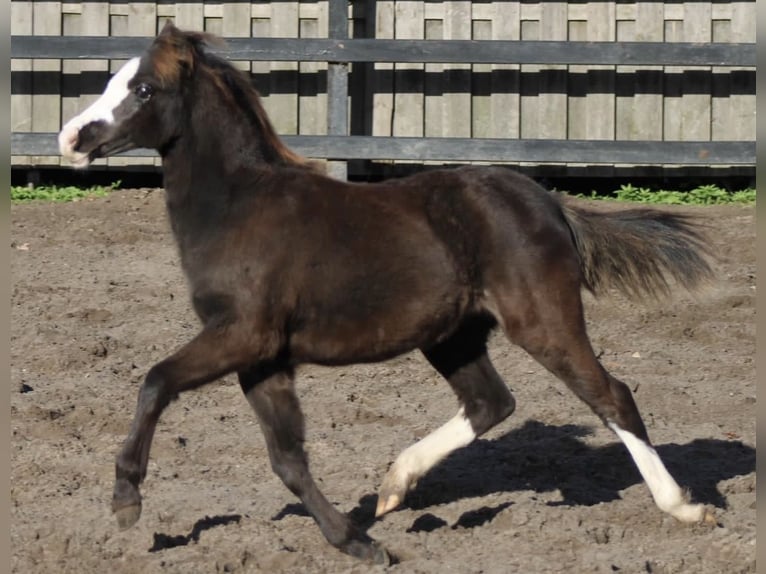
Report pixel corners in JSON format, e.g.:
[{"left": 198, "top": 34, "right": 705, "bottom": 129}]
[
  {"left": 162, "top": 64, "right": 301, "bottom": 188},
  {"left": 162, "top": 85, "right": 260, "bottom": 193},
  {"left": 159, "top": 62, "right": 316, "bottom": 247}
]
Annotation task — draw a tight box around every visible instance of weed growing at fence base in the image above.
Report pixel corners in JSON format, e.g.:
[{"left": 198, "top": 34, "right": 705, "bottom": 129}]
[
  {"left": 574, "top": 184, "right": 756, "bottom": 205},
  {"left": 10, "top": 181, "right": 121, "bottom": 203}
]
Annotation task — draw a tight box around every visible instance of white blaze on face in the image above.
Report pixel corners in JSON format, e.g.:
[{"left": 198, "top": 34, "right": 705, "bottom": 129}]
[{"left": 58, "top": 57, "right": 141, "bottom": 167}]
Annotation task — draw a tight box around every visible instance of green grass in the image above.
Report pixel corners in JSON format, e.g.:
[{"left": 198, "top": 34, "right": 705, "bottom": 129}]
[
  {"left": 11, "top": 181, "right": 121, "bottom": 203},
  {"left": 574, "top": 184, "right": 756, "bottom": 205},
  {"left": 11, "top": 181, "right": 755, "bottom": 206}
]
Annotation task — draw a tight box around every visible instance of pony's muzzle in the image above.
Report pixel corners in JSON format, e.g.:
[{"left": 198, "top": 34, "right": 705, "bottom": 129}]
[
  {"left": 58, "top": 121, "right": 105, "bottom": 168},
  {"left": 57, "top": 125, "right": 80, "bottom": 157}
]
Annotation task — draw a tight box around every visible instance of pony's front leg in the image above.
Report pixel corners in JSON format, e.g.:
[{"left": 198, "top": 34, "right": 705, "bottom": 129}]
[
  {"left": 113, "top": 325, "right": 252, "bottom": 529},
  {"left": 239, "top": 366, "right": 391, "bottom": 565}
]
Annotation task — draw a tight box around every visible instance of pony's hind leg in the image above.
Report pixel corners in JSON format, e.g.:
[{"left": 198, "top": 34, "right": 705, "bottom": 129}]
[
  {"left": 113, "top": 324, "right": 253, "bottom": 529},
  {"left": 238, "top": 366, "right": 390, "bottom": 565},
  {"left": 376, "top": 317, "right": 515, "bottom": 517},
  {"left": 495, "top": 281, "right": 714, "bottom": 524}
]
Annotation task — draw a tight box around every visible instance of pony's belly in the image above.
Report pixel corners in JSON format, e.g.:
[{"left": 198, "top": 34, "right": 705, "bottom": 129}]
[{"left": 287, "top": 305, "right": 463, "bottom": 366}]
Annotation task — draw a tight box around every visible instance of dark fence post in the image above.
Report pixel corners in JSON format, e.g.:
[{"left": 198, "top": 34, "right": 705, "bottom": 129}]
[{"left": 327, "top": 0, "right": 349, "bottom": 180}]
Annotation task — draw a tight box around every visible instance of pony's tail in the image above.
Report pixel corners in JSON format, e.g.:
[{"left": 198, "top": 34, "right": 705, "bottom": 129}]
[{"left": 558, "top": 196, "right": 715, "bottom": 299}]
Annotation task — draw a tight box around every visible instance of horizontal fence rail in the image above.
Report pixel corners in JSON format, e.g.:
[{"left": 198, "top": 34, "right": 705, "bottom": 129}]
[
  {"left": 12, "top": 133, "right": 755, "bottom": 166},
  {"left": 11, "top": 37, "right": 756, "bottom": 67},
  {"left": 11, "top": 31, "right": 757, "bottom": 170}
]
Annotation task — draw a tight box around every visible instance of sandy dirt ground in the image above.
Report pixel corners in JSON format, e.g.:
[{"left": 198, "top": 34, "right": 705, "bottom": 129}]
[{"left": 11, "top": 189, "right": 755, "bottom": 574}]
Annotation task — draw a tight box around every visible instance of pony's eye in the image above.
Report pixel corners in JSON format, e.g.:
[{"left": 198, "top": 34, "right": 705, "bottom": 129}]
[{"left": 134, "top": 83, "right": 154, "bottom": 101}]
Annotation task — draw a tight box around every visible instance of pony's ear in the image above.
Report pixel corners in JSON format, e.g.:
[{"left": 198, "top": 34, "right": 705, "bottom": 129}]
[{"left": 159, "top": 19, "right": 178, "bottom": 37}]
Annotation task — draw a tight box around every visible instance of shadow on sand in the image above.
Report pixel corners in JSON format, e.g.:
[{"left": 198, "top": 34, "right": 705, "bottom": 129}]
[
  {"left": 159, "top": 420, "right": 753, "bottom": 547},
  {"left": 341, "top": 420, "right": 753, "bottom": 532}
]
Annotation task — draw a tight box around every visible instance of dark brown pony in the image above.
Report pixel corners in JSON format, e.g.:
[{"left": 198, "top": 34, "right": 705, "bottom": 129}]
[{"left": 58, "top": 23, "right": 716, "bottom": 564}]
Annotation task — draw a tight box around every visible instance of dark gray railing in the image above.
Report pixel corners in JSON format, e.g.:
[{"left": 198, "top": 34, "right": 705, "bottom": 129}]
[
  {"left": 11, "top": 132, "right": 754, "bottom": 165},
  {"left": 10, "top": 0, "right": 756, "bottom": 178}
]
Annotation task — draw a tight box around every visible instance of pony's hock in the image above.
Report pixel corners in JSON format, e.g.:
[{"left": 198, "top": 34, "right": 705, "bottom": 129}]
[{"left": 59, "top": 22, "right": 717, "bottom": 563}]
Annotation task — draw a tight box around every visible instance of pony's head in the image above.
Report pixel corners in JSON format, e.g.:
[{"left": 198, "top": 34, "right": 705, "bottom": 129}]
[{"left": 58, "top": 22, "right": 221, "bottom": 168}]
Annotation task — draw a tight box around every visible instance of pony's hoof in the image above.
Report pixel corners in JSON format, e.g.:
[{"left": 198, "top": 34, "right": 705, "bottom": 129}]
[
  {"left": 112, "top": 477, "right": 142, "bottom": 529},
  {"left": 376, "top": 465, "right": 414, "bottom": 517},
  {"left": 702, "top": 509, "right": 718, "bottom": 526},
  {"left": 371, "top": 541, "right": 392, "bottom": 566},
  {"left": 343, "top": 536, "right": 392, "bottom": 565},
  {"left": 114, "top": 503, "right": 142, "bottom": 530},
  {"left": 375, "top": 493, "right": 401, "bottom": 518}
]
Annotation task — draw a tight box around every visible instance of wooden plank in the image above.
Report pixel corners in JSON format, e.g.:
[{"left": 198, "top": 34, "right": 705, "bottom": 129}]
[
  {"left": 421, "top": 0, "right": 445, "bottom": 140},
  {"left": 269, "top": 2, "right": 300, "bottom": 135},
  {"left": 442, "top": 1, "right": 471, "bottom": 138},
  {"left": 490, "top": 1, "right": 520, "bottom": 140},
  {"left": 298, "top": 15, "right": 327, "bottom": 136},
  {"left": 221, "top": 3, "right": 251, "bottom": 40},
  {"left": 527, "top": 1, "right": 567, "bottom": 140},
  {"left": 662, "top": 17, "right": 684, "bottom": 144},
  {"left": 220, "top": 1, "right": 253, "bottom": 151},
  {"left": 31, "top": 2, "right": 62, "bottom": 166},
  {"left": 297, "top": 3, "right": 320, "bottom": 21},
  {"left": 10, "top": 1, "right": 32, "bottom": 165},
  {"left": 568, "top": 6, "right": 617, "bottom": 142},
  {"left": 421, "top": 1, "right": 445, "bottom": 149},
  {"left": 371, "top": 2, "right": 394, "bottom": 137},
  {"left": 681, "top": 1, "right": 712, "bottom": 141},
  {"left": 614, "top": 19, "right": 638, "bottom": 139},
  {"left": 157, "top": 5, "right": 174, "bottom": 20},
  {"left": 10, "top": 2, "right": 32, "bottom": 134},
  {"left": 732, "top": 1, "right": 756, "bottom": 140},
  {"left": 511, "top": 19, "right": 540, "bottom": 138},
  {"left": 351, "top": 0, "right": 375, "bottom": 142},
  {"left": 567, "top": 20, "right": 588, "bottom": 140},
  {"left": 711, "top": 18, "right": 732, "bottom": 142},
  {"left": 392, "top": 1, "right": 424, "bottom": 137},
  {"left": 127, "top": 2, "right": 157, "bottom": 36},
  {"left": 713, "top": 2, "right": 756, "bottom": 141},
  {"left": 250, "top": 16, "right": 270, "bottom": 99},
  {"left": 12, "top": 132, "right": 756, "bottom": 166},
  {"left": 204, "top": 6, "right": 223, "bottom": 37},
  {"left": 585, "top": 2, "right": 615, "bottom": 141},
  {"left": 471, "top": 19, "right": 491, "bottom": 139},
  {"left": 12, "top": 36, "right": 757, "bottom": 67},
  {"left": 663, "top": 18, "right": 684, "bottom": 142},
  {"left": 618, "top": 2, "right": 664, "bottom": 141},
  {"left": 173, "top": 3, "right": 205, "bottom": 32},
  {"left": 424, "top": 19, "right": 444, "bottom": 138}
]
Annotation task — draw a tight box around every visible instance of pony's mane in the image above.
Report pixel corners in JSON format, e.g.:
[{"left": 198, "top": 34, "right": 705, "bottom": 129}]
[{"left": 150, "top": 25, "right": 320, "bottom": 172}]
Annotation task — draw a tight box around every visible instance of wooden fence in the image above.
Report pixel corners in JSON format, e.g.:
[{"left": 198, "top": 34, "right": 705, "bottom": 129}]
[{"left": 10, "top": 0, "right": 756, "bottom": 178}]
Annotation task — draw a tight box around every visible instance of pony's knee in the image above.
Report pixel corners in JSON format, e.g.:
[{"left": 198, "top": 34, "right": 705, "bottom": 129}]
[
  {"left": 124, "top": 365, "right": 175, "bottom": 434},
  {"left": 140, "top": 365, "right": 174, "bottom": 412}
]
